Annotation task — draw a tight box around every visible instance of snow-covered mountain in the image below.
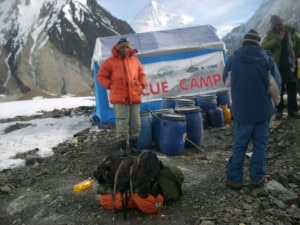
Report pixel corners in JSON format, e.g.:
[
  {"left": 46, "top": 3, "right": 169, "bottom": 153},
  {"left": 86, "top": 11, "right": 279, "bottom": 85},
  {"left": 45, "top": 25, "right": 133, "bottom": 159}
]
[
  {"left": 0, "top": 0, "right": 133, "bottom": 98},
  {"left": 131, "top": 0, "right": 299, "bottom": 58},
  {"left": 222, "top": 0, "right": 300, "bottom": 56},
  {"left": 131, "top": 1, "right": 195, "bottom": 33},
  {"left": 1, "top": 0, "right": 299, "bottom": 99}
]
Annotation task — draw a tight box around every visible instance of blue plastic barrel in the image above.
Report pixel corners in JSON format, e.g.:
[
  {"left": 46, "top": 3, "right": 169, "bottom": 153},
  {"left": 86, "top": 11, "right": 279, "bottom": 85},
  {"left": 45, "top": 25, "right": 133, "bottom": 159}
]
[
  {"left": 207, "top": 105, "right": 224, "bottom": 128},
  {"left": 216, "top": 89, "right": 231, "bottom": 108},
  {"left": 159, "top": 113, "right": 186, "bottom": 155},
  {"left": 161, "top": 96, "right": 177, "bottom": 109},
  {"left": 137, "top": 110, "right": 153, "bottom": 149},
  {"left": 200, "top": 108, "right": 209, "bottom": 129},
  {"left": 175, "top": 106, "right": 203, "bottom": 147},
  {"left": 199, "top": 94, "right": 218, "bottom": 114},
  {"left": 152, "top": 108, "right": 174, "bottom": 150}
]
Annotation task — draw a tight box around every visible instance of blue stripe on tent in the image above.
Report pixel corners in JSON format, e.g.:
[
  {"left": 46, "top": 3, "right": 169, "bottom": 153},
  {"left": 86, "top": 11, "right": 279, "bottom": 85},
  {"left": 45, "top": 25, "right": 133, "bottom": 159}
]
[
  {"left": 93, "top": 62, "right": 116, "bottom": 126},
  {"left": 139, "top": 49, "right": 221, "bottom": 64},
  {"left": 140, "top": 100, "right": 161, "bottom": 111},
  {"left": 222, "top": 50, "right": 228, "bottom": 64}
]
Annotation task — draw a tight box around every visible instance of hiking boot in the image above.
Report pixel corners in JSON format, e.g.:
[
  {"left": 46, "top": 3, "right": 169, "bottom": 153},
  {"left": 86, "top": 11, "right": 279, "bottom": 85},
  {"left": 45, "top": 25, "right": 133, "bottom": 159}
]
[
  {"left": 120, "top": 140, "right": 127, "bottom": 156},
  {"left": 288, "top": 111, "right": 300, "bottom": 119},
  {"left": 275, "top": 111, "right": 283, "bottom": 120},
  {"left": 226, "top": 180, "right": 242, "bottom": 190},
  {"left": 129, "top": 138, "right": 141, "bottom": 155},
  {"left": 250, "top": 175, "right": 269, "bottom": 187}
]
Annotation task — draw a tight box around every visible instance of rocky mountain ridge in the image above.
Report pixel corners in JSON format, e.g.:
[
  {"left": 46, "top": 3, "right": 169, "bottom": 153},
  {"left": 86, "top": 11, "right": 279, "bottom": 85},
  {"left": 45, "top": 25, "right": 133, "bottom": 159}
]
[
  {"left": 0, "top": 0, "right": 133, "bottom": 98},
  {"left": 1, "top": 0, "right": 299, "bottom": 100},
  {"left": 222, "top": 0, "right": 300, "bottom": 56}
]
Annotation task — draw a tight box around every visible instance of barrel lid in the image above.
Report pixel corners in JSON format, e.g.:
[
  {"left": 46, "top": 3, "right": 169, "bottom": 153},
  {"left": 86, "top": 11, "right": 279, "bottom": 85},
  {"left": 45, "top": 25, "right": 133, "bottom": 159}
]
[
  {"left": 200, "top": 94, "right": 217, "bottom": 99},
  {"left": 162, "top": 96, "right": 177, "bottom": 100},
  {"left": 216, "top": 89, "right": 229, "bottom": 94},
  {"left": 175, "top": 106, "right": 201, "bottom": 113},
  {"left": 176, "top": 98, "right": 195, "bottom": 103},
  {"left": 140, "top": 110, "right": 151, "bottom": 115},
  {"left": 155, "top": 108, "right": 174, "bottom": 116},
  {"left": 161, "top": 113, "right": 186, "bottom": 120},
  {"left": 179, "top": 95, "right": 198, "bottom": 99}
]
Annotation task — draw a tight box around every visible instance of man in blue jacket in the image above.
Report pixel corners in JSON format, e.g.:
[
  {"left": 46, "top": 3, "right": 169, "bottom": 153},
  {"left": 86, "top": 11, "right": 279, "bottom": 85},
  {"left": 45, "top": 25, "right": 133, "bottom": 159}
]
[{"left": 223, "top": 29, "right": 281, "bottom": 189}]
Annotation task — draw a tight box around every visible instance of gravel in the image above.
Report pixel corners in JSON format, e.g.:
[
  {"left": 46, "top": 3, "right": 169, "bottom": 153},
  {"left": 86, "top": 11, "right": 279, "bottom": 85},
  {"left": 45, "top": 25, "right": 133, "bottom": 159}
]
[{"left": 1, "top": 107, "right": 300, "bottom": 225}]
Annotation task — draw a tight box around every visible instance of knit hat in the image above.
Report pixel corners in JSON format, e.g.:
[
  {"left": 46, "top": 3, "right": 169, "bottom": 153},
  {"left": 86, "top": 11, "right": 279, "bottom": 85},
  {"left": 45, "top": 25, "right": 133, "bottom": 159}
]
[
  {"left": 270, "top": 15, "right": 283, "bottom": 26},
  {"left": 242, "top": 29, "right": 261, "bottom": 46},
  {"left": 117, "top": 38, "right": 130, "bottom": 49}
]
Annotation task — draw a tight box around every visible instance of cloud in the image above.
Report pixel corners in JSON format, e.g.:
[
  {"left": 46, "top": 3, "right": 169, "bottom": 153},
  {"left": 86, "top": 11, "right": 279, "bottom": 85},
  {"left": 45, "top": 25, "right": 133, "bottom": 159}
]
[
  {"left": 146, "top": 0, "right": 262, "bottom": 37},
  {"left": 97, "top": 0, "right": 263, "bottom": 38}
]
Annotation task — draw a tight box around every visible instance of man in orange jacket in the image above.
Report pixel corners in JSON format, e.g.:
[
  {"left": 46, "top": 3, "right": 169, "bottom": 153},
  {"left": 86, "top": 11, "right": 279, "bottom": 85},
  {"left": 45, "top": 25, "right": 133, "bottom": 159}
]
[{"left": 97, "top": 38, "right": 147, "bottom": 155}]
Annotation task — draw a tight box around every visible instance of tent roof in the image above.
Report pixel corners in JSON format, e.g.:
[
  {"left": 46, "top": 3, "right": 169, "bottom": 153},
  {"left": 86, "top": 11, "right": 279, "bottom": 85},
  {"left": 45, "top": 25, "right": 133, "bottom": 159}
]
[{"left": 91, "top": 25, "right": 225, "bottom": 68}]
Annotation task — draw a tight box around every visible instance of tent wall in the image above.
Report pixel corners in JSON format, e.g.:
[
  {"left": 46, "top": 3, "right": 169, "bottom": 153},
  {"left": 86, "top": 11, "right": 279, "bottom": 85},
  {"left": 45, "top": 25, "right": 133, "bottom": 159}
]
[
  {"left": 93, "top": 62, "right": 115, "bottom": 126},
  {"left": 92, "top": 25, "right": 227, "bottom": 125}
]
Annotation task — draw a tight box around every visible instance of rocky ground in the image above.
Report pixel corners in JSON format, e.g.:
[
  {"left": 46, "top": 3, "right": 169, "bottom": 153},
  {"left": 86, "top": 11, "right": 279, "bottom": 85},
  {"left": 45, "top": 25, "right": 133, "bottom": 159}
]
[{"left": 0, "top": 106, "right": 300, "bottom": 225}]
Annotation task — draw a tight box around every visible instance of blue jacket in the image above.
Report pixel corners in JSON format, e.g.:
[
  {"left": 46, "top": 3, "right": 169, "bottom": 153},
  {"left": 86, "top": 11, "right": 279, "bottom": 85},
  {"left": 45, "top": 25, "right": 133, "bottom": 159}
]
[{"left": 223, "top": 45, "right": 281, "bottom": 123}]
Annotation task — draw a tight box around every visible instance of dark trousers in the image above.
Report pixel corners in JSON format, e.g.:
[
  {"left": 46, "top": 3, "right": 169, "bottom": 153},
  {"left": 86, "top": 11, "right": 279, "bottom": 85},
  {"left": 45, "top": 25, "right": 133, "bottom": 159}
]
[{"left": 278, "top": 81, "right": 298, "bottom": 114}]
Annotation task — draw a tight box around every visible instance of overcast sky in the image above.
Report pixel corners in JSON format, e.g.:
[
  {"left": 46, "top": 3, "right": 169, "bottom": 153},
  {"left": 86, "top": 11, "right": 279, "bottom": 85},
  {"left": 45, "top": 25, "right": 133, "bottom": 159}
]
[{"left": 97, "top": 0, "right": 263, "bottom": 37}]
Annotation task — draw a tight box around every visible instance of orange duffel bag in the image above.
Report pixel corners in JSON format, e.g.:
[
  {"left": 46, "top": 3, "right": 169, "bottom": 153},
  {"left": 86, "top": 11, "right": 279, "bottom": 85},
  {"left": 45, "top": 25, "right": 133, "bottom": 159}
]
[
  {"left": 133, "top": 193, "right": 164, "bottom": 214},
  {"left": 99, "top": 193, "right": 137, "bottom": 210}
]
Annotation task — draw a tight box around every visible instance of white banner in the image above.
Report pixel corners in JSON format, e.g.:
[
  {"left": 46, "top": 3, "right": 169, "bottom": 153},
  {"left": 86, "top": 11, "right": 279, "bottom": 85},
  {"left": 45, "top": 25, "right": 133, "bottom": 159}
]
[{"left": 141, "top": 51, "right": 226, "bottom": 102}]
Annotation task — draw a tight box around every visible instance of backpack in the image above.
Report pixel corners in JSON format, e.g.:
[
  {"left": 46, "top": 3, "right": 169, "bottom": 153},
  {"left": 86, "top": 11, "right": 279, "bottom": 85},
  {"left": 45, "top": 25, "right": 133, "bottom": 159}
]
[
  {"left": 93, "top": 150, "right": 164, "bottom": 218},
  {"left": 156, "top": 164, "right": 184, "bottom": 202}
]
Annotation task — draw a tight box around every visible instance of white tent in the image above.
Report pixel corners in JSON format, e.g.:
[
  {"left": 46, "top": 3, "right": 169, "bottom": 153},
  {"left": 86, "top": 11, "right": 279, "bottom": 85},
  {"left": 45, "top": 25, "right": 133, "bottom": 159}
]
[{"left": 92, "top": 25, "right": 227, "bottom": 125}]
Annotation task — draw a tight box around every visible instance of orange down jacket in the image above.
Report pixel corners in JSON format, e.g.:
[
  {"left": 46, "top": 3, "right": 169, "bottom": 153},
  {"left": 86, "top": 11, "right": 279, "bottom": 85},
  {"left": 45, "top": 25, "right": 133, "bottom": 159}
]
[{"left": 97, "top": 44, "right": 147, "bottom": 104}]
